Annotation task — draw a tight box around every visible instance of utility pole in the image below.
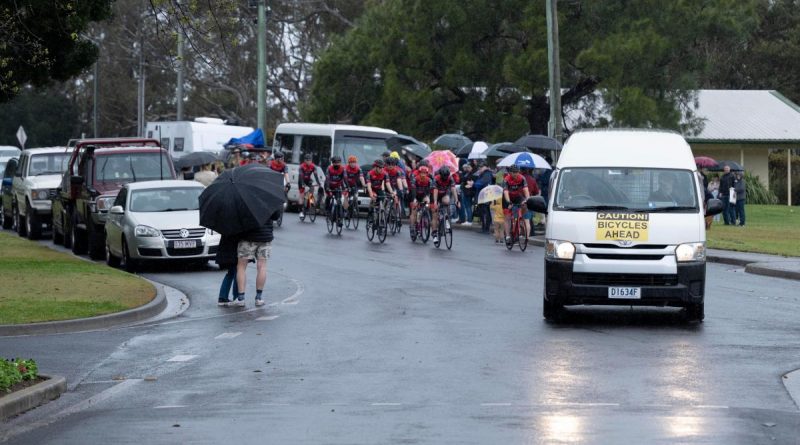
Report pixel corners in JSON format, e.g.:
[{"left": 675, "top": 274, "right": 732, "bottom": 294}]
[
  {"left": 176, "top": 29, "right": 185, "bottom": 121},
  {"left": 257, "top": 0, "right": 267, "bottom": 130},
  {"left": 137, "top": 36, "right": 146, "bottom": 137},
  {"left": 546, "top": 0, "right": 562, "bottom": 142},
  {"left": 93, "top": 62, "right": 99, "bottom": 138}
]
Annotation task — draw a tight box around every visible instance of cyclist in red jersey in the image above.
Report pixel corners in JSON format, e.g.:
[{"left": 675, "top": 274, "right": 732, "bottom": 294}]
[
  {"left": 298, "top": 153, "right": 321, "bottom": 219},
  {"left": 431, "top": 166, "right": 459, "bottom": 243},
  {"left": 366, "top": 159, "right": 394, "bottom": 220},
  {"left": 324, "top": 156, "right": 346, "bottom": 221},
  {"left": 408, "top": 165, "right": 433, "bottom": 238},
  {"left": 343, "top": 155, "right": 365, "bottom": 211},
  {"left": 502, "top": 165, "right": 531, "bottom": 243},
  {"left": 269, "top": 151, "right": 290, "bottom": 191}
]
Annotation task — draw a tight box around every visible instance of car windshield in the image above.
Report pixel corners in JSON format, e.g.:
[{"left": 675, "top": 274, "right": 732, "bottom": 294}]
[
  {"left": 553, "top": 167, "right": 699, "bottom": 212},
  {"left": 29, "top": 153, "right": 70, "bottom": 176},
  {"left": 0, "top": 150, "right": 19, "bottom": 157},
  {"left": 95, "top": 152, "right": 172, "bottom": 183},
  {"left": 129, "top": 187, "right": 202, "bottom": 212},
  {"left": 335, "top": 136, "right": 389, "bottom": 166}
]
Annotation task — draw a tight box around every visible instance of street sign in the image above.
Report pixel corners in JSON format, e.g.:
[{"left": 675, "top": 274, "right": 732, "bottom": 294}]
[{"left": 16, "top": 125, "right": 27, "bottom": 149}]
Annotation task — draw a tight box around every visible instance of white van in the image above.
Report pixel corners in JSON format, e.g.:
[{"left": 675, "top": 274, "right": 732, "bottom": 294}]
[
  {"left": 528, "top": 129, "right": 723, "bottom": 322},
  {"left": 272, "top": 123, "right": 398, "bottom": 206},
  {"left": 146, "top": 118, "right": 253, "bottom": 158}
]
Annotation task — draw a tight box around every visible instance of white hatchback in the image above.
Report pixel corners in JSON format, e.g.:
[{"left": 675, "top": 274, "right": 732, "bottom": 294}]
[{"left": 104, "top": 180, "right": 220, "bottom": 270}]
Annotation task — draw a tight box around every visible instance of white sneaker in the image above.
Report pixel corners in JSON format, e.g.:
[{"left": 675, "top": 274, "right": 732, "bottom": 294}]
[
  {"left": 235, "top": 298, "right": 245, "bottom": 307},
  {"left": 464, "top": 222, "right": 473, "bottom": 226},
  {"left": 255, "top": 298, "right": 265, "bottom": 307},
  {"left": 299, "top": 212, "right": 305, "bottom": 219}
]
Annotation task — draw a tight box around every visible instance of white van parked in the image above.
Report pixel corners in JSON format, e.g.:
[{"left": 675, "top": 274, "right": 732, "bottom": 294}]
[
  {"left": 146, "top": 118, "right": 253, "bottom": 158},
  {"left": 272, "top": 123, "right": 398, "bottom": 207},
  {"left": 527, "top": 129, "right": 723, "bottom": 322}
]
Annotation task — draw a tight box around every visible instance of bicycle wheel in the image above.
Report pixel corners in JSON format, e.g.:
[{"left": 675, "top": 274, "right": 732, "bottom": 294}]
[
  {"left": 504, "top": 222, "right": 514, "bottom": 250},
  {"left": 309, "top": 196, "right": 317, "bottom": 222},
  {"left": 335, "top": 204, "right": 344, "bottom": 235},
  {"left": 299, "top": 198, "right": 306, "bottom": 222},
  {"left": 444, "top": 213, "right": 453, "bottom": 250},
  {"left": 344, "top": 203, "right": 352, "bottom": 229},
  {"left": 378, "top": 208, "right": 388, "bottom": 244},
  {"left": 366, "top": 211, "right": 375, "bottom": 241},
  {"left": 276, "top": 209, "right": 283, "bottom": 227},
  {"left": 517, "top": 218, "right": 528, "bottom": 251},
  {"left": 420, "top": 209, "right": 431, "bottom": 243},
  {"left": 389, "top": 206, "right": 399, "bottom": 235},
  {"left": 326, "top": 207, "right": 334, "bottom": 233},
  {"left": 351, "top": 203, "right": 360, "bottom": 230}
]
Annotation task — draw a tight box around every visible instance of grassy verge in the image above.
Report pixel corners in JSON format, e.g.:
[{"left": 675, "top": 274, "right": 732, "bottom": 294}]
[
  {"left": 706, "top": 205, "right": 800, "bottom": 256},
  {"left": 0, "top": 232, "right": 155, "bottom": 324}
]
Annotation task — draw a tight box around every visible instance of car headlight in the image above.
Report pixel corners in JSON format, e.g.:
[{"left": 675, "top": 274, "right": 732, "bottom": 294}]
[
  {"left": 545, "top": 239, "right": 576, "bottom": 261},
  {"left": 95, "top": 196, "right": 116, "bottom": 212},
  {"left": 675, "top": 242, "right": 706, "bottom": 262},
  {"left": 32, "top": 189, "right": 50, "bottom": 200},
  {"left": 134, "top": 225, "right": 160, "bottom": 237}
]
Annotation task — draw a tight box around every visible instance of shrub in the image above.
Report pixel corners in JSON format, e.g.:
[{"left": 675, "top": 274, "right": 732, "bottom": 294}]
[
  {"left": 745, "top": 172, "right": 778, "bottom": 205},
  {"left": 769, "top": 151, "right": 800, "bottom": 205},
  {"left": 0, "top": 358, "right": 38, "bottom": 392}
]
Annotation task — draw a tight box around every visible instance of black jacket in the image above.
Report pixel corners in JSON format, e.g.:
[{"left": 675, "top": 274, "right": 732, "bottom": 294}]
[
  {"left": 215, "top": 235, "right": 240, "bottom": 267},
  {"left": 719, "top": 172, "right": 734, "bottom": 197},
  {"left": 239, "top": 211, "right": 280, "bottom": 243}
]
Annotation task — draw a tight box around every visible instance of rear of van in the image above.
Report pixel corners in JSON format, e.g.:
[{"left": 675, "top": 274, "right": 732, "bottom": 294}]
[{"left": 531, "top": 130, "right": 722, "bottom": 322}]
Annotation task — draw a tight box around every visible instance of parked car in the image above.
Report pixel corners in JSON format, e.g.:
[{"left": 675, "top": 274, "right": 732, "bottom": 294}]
[
  {"left": 0, "top": 157, "right": 19, "bottom": 230},
  {"left": 51, "top": 138, "right": 176, "bottom": 260},
  {"left": 0, "top": 146, "right": 20, "bottom": 175},
  {"left": 10, "top": 147, "right": 70, "bottom": 239},
  {"left": 104, "top": 180, "right": 220, "bottom": 270}
]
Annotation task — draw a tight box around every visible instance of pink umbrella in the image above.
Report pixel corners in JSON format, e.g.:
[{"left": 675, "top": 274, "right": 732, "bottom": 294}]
[
  {"left": 424, "top": 150, "right": 459, "bottom": 173},
  {"left": 694, "top": 156, "right": 719, "bottom": 169}
]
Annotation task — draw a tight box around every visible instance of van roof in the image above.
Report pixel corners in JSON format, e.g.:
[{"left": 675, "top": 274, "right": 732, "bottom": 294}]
[
  {"left": 275, "top": 123, "right": 397, "bottom": 137},
  {"left": 558, "top": 129, "right": 696, "bottom": 170}
]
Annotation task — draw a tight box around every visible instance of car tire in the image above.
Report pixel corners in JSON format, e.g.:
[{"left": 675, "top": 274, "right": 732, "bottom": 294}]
[
  {"left": 87, "top": 223, "right": 105, "bottom": 260},
  {"left": 62, "top": 213, "right": 72, "bottom": 249},
  {"left": 52, "top": 213, "right": 64, "bottom": 244},
  {"left": 0, "top": 201, "right": 11, "bottom": 229},
  {"left": 122, "top": 238, "right": 138, "bottom": 272},
  {"left": 14, "top": 203, "right": 26, "bottom": 237},
  {"left": 26, "top": 202, "right": 41, "bottom": 240},
  {"left": 683, "top": 302, "right": 704, "bottom": 323},
  {"left": 70, "top": 213, "right": 87, "bottom": 255},
  {"left": 106, "top": 241, "right": 121, "bottom": 268}
]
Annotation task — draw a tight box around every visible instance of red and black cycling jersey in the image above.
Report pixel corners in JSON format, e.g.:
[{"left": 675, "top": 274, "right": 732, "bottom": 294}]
[
  {"left": 344, "top": 165, "right": 363, "bottom": 188},
  {"left": 298, "top": 162, "right": 318, "bottom": 187},
  {"left": 269, "top": 160, "right": 287, "bottom": 174},
  {"left": 367, "top": 169, "right": 388, "bottom": 192},
  {"left": 326, "top": 164, "right": 346, "bottom": 190},
  {"left": 411, "top": 174, "right": 433, "bottom": 197},
  {"left": 504, "top": 173, "right": 528, "bottom": 199},
  {"left": 433, "top": 174, "right": 455, "bottom": 197},
  {"left": 383, "top": 166, "right": 404, "bottom": 185}
]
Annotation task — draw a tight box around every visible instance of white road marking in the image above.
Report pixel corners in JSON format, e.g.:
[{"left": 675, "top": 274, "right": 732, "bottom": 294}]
[
  {"left": 371, "top": 402, "right": 402, "bottom": 406},
  {"left": 214, "top": 332, "right": 242, "bottom": 339},
  {"left": 154, "top": 405, "right": 187, "bottom": 409},
  {"left": 281, "top": 277, "right": 304, "bottom": 305},
  {"left": 480, "top": 403, "right": 512, "bottom": 406},
  {"left": 551, "top": 402, "right": 620, "bottom": 407},
  {"left": 694, "top": 405, "right": 729, "bottom": 409},
  {"left": 256, "top": 315, "right": 280, "bottom": 321},
  {"left": 167, "top": 354, "right": 198, "bottom": 362}
]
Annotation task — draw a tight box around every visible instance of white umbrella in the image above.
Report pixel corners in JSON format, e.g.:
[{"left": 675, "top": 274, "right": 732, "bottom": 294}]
[
  {"left": 497, "top": 152, "right": 552, "bottom": 169},
  {"left": 468, "top": 141, "right": 489, "bottom": 159}
]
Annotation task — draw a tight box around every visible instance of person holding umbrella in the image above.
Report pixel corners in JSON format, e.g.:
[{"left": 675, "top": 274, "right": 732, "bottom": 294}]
[
  {"left": 194, "top": 163, "right": 217, "bottom": 187},
  {"left": 719, "top": 165, "right": 734, "bottom": 225}
]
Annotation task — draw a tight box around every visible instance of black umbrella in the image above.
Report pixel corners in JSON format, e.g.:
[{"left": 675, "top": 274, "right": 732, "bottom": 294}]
[
  {"left": 398, "top": 143, "right": 431, "bottom": 159},
  {"left": 514, "top": 134, "right": 563, "bottom": 151},
  {"left": 454, "top": 142, "right": 475, "bottom": 157},
  {"left": 199, "top": 164, "right": 286, "bottom": 236},
  {"left": 710, "top": 160, "right": 744, "bottom": 172},
  {"left": 174, "top": 151, "right": 218, "bottom": 170},
  {"left": 484, "top": 142, "right": 530, "bottom": 158},
  {"left": 433, "top": 133, "right": 472, "bottom": 150},
  {"left": 385, "top": 135, "right": 432, "bottom": 159}
]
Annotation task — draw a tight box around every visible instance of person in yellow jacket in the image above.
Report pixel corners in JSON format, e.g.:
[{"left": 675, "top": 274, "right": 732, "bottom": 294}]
[{"left": 490, "top": 198, "right": 504, "bottom": 243}]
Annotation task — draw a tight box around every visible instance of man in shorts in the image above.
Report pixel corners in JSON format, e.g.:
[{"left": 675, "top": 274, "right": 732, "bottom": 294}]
[{"left": 235, "top": 212, "right": 278, "bottom": 307}]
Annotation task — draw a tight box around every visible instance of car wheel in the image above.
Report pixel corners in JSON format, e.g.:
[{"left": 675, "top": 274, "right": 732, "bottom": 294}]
[
  {"left": 71, "top": 213, "right": 87, "bottom": 255},
  {"left": 87, "top": 223, "right": 105, "bottom": 260},
  {"left": 105, "top": 241, "right": 121, "bottom": 268},
  {"left": 14, "top": 203, "right": 26, "bottom": 237},
  {"left": 26, "top": 202, "right": 41, "bottom": 240},
  {"left": 122, "top": 238, "right": 138, "bottom": 272},
  {"left": 0, "top": 201, "right": 11, "bottom": 230}
]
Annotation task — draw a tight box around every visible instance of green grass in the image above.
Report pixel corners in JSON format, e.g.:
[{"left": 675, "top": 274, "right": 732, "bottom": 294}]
[
  {"left": 706, "top": 205, "right": 800, "bottom": 257},
  {"left": 0, "top": 233, "right": 155, "bottom": 324}
]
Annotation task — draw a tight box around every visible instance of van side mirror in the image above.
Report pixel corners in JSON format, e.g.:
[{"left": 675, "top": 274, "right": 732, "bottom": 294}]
[
  {"left": 526, "top": 196, "right": 548, "bottom": 214},
  {"left": 110, "top": 205, "right": 124, "bottom": 215},
  {"left": 70, "top": 175, "right": 84, "bottom": 185},
  {"left": 705, "top": 199, "right": 723, "bottom": 217}
]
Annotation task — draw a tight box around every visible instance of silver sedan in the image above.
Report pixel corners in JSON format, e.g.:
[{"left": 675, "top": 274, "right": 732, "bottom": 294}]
[{"left": 104, "top": 180, "right": 221, "bottom": 270}]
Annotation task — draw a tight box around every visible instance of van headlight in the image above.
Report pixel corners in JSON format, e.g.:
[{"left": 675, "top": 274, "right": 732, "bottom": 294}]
[
  {"left": 675, "top": 242, "right": 706, "bottom": 262},
  {"left": 546, "top": 239, "right": 576, "bottom": 261},
  {"left": 95, "top": 196, "right": 116, "bottom": 212},
  {"left": 135, "top": 225, "right": 160, "bottom": 237}
]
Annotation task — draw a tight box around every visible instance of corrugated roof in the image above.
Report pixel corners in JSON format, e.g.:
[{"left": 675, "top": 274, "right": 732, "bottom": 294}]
[{"left": 686, "top": 90, "right": 800, "bottom": 142}]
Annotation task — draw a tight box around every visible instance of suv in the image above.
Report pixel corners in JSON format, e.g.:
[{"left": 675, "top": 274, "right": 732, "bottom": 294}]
[
  {"left": 52, "top": 138, "right": 176, "bottom": 259},
  {"left": 9, "top": 147, "right": 70, "bottom": 239}
]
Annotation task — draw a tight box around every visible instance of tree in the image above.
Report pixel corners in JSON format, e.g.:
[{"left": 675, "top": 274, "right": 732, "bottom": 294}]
[
  {"left": 0, "top": 87, "right": 80, "bottom": 147},
  {"left": 0, "top": 0, "right": 113, "bottom": 102},
  {"left": 304, "top": 0, "right": 758, "bottom": 141}
]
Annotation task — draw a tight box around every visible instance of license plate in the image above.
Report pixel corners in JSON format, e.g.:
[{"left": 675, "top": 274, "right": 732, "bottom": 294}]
[
  {"left": 173, "top": 240, "right": 197, "bottom": 249},
  {"left": 608, "top": 287, "right": 641, "bottom": 299}
]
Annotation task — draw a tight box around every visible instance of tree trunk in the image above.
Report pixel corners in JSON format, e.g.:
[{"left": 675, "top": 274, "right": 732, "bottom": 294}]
[{"left": 527, "top": 95, "right": 550, "bottom": 135}]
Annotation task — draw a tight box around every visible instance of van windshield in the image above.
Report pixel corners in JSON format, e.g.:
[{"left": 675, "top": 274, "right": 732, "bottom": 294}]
[
  {"left": 553, "top": 167, "right": 699, "bottom": 212},
  {"left": 94, "top": 152, "right": 173, "bottom": 184},
  {"left": 29, "top": 153, "right": 70, "bottom": 176},
  {"left": 335, "top": 136, "right": 389, "bottom": 166}
]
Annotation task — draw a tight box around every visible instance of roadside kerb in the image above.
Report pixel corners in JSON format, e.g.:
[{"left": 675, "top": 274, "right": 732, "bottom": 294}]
[
  {"left": 0, "top": 280, "right": 168, "bottom": 337},
  {"left": 0, "top": 375, "right": 66, "bottom": 421}
]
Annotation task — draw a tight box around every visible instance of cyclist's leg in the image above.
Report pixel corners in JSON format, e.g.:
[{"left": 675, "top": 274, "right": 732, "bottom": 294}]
[{"left": 503, "top": 198, "right": 513, "bottom": 239}]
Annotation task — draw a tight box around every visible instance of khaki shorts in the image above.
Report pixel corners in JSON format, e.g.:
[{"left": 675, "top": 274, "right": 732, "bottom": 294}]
[{"left": 237, "top": 241, "right": 271, "bottom": 260}]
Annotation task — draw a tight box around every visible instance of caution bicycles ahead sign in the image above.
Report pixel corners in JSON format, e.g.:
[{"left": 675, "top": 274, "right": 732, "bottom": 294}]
[{"left": 595, "top": 212, "right": 649, "bottom": 241}]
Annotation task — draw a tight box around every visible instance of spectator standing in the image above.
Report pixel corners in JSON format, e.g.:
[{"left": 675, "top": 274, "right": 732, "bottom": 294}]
[
  {"left": 521, "top": 168, "right": 540, "bottom": 237},
  {"left": 194, "top": 163, "right": 218, "bottom": 187},
  {"left": 234, "top": 211, "right": 279, "bottom": 307},
  {"left": 215, "top": 234, "right": 240, "bottom": 306},
  {"left": 733, "top": 171, "right": 746, "bottom": 226},
  {"left": 227, "top": 148, "right": 243, "bottom": 169},
  {"left": 458, "top": 164, "right": 475, "bottom": 225},
  {"left": 708, "top": 177, "right": 721, "bottom": 222},
  {"left": 490, "top": 198, "right": 504, "bottom": 243},
  {"left": 472, "top": 161, "right": 495, "bottom": 233},
  {"left": 719, "top": 165, "right": 735, "bottom": 225}
]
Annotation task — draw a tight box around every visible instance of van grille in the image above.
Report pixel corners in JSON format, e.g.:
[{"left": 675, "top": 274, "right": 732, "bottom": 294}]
[
  {"left": 573, "top": 273, "right": 678, "bottom": 286},
  {"left": 585, "top": 254, "right": 665, "bottom": 261},
  {"left": 583, "top": 243, "right": 668, "bottom": 250}
]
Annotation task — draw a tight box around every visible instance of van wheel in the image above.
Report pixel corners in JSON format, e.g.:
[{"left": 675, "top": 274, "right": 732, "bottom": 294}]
[
  {"left": 26, "top": 202, "right": 41, "bottom": 240},
  {"left": 683, "top": 302, "right": 704, "bottom": 323},
  {"left": 543, "top": 295, "right": 564, "bottom": 322},
  {"left": 0, "top": 201, "right": 11, "bottom": 229}
]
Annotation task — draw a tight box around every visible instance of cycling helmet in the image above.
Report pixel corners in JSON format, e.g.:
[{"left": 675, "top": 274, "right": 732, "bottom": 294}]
[
  {"left": 304, "top": 153, "right": 313, "bottom": 161},
  {"left": 331, "top": 155, "right": 342, "bottom": 163},
  {"left": 381, "top": 151, "right": 391, "bottom": 158},
  {"left": 386, "top": 157, "right": 397, "bottom": 166},
  {"left": 438, "top": 166, "right": 450, "bottom": 177},
  {"left": 373, "top": 159, "right": 385, "bottom": 168},
  {"left": 507, "top": 165, "right": 520, "bottom": 173},
  {"left": 419, "top": 159, "right": 430, "bottom": 167},
  {"left": 274, "top": 151, "right": 284, "bottom": 159},
  {"left": 347, "top": 155, "right": 358, "bottom": 163},
  {"left": 418, "top": 166, "right": 430, "bottom": 175}
]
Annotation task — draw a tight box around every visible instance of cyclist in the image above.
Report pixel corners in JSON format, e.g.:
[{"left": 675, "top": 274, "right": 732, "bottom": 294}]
[
  {"left": 384, "top": 157, "right": 405, "bottom": 224},
  {"left": 298, "top": 153, "right": 321, "bottom": 220},
  {"left": 503, "top": 165, "right": 531, "bottom": 244},
  {"left": 324, "top": 156, "right": 346, "bottom": 226},
  {"left": 366, "top": 159, "right": 394, "bottom": 222},
  {"left": 343, "top": 155, "right": 365, "bottom": 211},
  {"left": 269, "top": 151, "right": 290, "bottom": 191},
  {"left": 408, "top": 165, "right": 433, "bottom": 239},
  {"left": 431, "top": 166, "right": 459, "bottom": 244}
]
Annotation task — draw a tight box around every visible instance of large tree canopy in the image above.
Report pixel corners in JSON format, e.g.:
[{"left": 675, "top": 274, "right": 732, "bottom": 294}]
[
  {"left": 303, "top": 0, "right": 758, "bottom": 141},
  {"left": 0, "top": 0, "right": 112, "bottom": 102}
]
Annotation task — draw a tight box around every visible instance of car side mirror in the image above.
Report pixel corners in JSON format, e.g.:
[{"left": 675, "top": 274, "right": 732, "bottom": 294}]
[
  {"left": 705, "top": 198, "right": 723, "bottom": 217},
  {"left": 109, "top": 205, "right": 124, "bottom": 215},
  {"left": 526, "top": 196, "right": 548, "bottom": 214},
  {"left": 70, "top": 175, "right": 84, "bottom": 185}
]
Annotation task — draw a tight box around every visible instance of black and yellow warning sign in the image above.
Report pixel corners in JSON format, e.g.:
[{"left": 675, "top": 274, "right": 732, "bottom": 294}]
[{"left": 595, "top": 212, "right": 649, "bottom": 241}]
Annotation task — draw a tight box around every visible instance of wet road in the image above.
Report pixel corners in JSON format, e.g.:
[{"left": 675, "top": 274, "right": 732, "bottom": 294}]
[{"left": 1, "top": 220, "right": 799, "bottom": 444}]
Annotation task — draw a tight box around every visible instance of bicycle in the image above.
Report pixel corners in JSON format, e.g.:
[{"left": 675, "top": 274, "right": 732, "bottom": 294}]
[
  {"left": 299, "top": 185, "right": 317, "bottom": 223},
  {"left": 276, "top": 183, "right": 289, "bottom": 227},
  {"left": 433, "top": 202, "right": 453, "bottom": 250},
  {"left": 387, "top": 194, "right": 402, "bottom": 235},
  {"left": 410, "top": 200, "right": 431, "bottom": 244},
  {"left": 326, "top": 189, "right": 345, "bottom": 235},
  {"left": 504, "top": 204, "right": 528, "bottom": 251},
  {"left": 366, "top": 195, "right": 388, "bottom": 244},
  {"left": 344, "top": 189, "right": 360, "bottom": 230}
]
